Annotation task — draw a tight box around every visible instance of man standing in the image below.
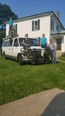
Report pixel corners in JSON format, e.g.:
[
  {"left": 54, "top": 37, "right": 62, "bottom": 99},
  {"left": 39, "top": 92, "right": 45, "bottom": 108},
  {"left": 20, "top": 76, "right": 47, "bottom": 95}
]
[{"left": 48, "top": 39, "right": 56, "bottom": 64}]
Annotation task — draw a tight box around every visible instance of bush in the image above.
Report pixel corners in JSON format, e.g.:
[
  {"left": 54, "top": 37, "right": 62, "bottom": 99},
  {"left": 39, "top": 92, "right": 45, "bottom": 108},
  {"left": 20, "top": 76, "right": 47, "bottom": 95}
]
[
  {"left": 0, "top": 48, "right": 2, "bottom": 55},
  {"left": 61, "top": 52, "right": 65, "bottom": 57}
]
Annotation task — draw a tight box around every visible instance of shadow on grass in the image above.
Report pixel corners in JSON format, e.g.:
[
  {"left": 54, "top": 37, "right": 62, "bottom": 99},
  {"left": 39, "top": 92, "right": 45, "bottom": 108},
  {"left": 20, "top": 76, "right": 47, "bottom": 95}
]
[{"left": 41, "top": 92, "right": 65, "bottom": 116}]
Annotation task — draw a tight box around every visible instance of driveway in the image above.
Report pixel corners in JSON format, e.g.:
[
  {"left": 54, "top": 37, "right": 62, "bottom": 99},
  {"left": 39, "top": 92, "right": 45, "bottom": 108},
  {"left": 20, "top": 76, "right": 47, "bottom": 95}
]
[{"left": 0, "top": 88, "right": 65, "bottom": 116}]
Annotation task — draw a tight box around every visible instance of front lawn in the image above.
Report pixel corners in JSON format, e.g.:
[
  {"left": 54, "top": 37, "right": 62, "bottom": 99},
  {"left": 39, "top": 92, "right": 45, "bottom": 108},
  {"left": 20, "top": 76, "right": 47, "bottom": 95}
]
[
  {"left": 58, "top": 54, "right": 65, "bottom": 61},
  {"left": 0, "top": 55, "right": 65, "bottom": 105}
]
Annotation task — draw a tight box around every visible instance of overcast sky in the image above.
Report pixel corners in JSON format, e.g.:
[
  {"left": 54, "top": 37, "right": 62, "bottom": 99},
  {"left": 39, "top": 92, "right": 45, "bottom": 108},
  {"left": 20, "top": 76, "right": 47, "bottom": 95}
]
[{"left": 0, "top": 0, "right": 65, "bottom": 28}]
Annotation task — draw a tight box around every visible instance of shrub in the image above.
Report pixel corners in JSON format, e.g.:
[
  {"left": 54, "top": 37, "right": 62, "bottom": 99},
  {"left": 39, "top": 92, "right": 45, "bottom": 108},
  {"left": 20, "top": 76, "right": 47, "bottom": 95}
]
[
  {"left": 61, "top": 52, "right": 65, "bottom": 57},
  {"left": 0, "top": 48, "right": 2, "bottom": 55}
]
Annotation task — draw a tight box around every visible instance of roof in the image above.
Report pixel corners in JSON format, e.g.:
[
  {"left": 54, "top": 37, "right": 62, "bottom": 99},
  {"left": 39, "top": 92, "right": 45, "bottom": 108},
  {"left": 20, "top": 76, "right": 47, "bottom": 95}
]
[
  {"left": 51, "top": 30, "right": 65, "bottom": 35},
  {"left": 13, "top": 11, "right": 53, "bottom": 22},
  {"left": 51, "top": 33, "right": 65, "bottom": 36},
  {"left": 51, "top": 30, "right": 65, "bottom": 36},
  {"left": 6, "top": 11, "right": 64, "bottom": 29}
]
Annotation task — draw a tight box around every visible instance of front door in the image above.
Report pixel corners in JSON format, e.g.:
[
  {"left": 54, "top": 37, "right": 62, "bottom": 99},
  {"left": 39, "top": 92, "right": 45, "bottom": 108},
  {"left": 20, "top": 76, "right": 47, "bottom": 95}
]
[{"left": 56, "top": 39, "right": 61, "bottom": 50}]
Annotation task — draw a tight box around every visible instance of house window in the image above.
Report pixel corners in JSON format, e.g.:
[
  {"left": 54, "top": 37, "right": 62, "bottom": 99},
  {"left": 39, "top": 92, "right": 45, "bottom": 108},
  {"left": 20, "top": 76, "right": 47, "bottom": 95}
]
[
  {"left": 35, "top": 21, "right": 38, "bottom": 30},
  {"left": 32, "top": 19, "right": 40, "bottom": 31},
  {"left": 56, "top": 25, "right": 59, "bottom": 31},
  {"left": 51, "top": 19, "right": 54, "bottom": 31},
  {"left": 56, "top": 39, "right": 61, "bottom": 50}
]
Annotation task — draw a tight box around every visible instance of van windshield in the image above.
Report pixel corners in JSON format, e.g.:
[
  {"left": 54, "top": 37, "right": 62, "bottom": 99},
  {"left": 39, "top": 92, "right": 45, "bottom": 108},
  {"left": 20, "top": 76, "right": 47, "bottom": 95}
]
[{"left": 19, "top": 38, "right": 40, "bottom": 46}]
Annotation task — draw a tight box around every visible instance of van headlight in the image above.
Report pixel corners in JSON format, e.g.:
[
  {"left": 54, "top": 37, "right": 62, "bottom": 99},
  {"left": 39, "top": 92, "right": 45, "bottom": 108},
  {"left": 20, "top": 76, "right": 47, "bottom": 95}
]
[
  {"left": 20, "top": 48, "right": 23, "bottom": 53},
  {"left": 41, "top": 49, "right": 45, "bottom": 57}
]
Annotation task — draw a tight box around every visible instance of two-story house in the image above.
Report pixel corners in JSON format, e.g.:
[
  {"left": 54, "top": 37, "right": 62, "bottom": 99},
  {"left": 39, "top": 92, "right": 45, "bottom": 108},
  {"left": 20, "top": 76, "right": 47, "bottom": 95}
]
[{"left": 6, "top": 11, "right": 65, "bottom": 54}]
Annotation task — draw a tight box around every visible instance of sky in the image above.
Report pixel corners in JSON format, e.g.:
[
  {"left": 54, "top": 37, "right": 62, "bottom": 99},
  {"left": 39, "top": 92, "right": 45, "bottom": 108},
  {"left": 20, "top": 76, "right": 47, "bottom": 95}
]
[{"left": 0, "top": 0, "right": 65, "bottom": 28}]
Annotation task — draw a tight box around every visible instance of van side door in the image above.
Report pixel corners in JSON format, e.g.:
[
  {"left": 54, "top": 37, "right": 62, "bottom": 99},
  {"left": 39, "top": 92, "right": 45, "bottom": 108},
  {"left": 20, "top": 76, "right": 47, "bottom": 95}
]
[
  {"left": 8, "top": 38, "right": 13, "bottom": 57},
  {"left": 11, "top": 38, "right": 20, "bottom": 59}
]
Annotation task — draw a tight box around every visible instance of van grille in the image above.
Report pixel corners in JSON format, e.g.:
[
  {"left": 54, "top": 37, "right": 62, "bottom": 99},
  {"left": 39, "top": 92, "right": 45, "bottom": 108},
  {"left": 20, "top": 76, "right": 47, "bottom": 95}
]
[{"left": 31, "top": 50, "right": 42, "bottom": 58}]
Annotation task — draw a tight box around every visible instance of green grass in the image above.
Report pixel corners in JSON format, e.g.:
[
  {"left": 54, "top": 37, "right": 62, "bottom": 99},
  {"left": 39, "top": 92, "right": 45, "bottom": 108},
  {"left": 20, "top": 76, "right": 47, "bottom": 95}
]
[
  {"left": 58, "top": 55, "right": 65, "bottom": 61},
  {"left": 0, "top": 55, "right": 65, "bottom": 106}
]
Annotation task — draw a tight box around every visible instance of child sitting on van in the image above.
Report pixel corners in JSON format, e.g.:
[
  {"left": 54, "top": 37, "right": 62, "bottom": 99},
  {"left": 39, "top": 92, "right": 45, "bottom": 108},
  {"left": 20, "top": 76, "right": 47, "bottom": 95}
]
[{"left": 22, "top": 34, "right": 30, "bottom": 53}]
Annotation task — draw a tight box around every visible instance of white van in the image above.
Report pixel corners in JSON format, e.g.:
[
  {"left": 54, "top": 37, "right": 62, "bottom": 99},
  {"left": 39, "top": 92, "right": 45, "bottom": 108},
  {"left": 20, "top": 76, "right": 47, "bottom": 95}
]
[{"left": 2, "top": 36, "right": 45, "bottom": 65}]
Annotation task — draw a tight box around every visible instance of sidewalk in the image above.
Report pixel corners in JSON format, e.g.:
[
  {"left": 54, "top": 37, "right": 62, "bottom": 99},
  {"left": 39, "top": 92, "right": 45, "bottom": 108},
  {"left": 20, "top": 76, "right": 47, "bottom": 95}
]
[
  {"left": 0, "top": 88, "right": 65, "bottom": 116},
  {"left": 57, "top": 59, "right": 65, "bottom": 63}
]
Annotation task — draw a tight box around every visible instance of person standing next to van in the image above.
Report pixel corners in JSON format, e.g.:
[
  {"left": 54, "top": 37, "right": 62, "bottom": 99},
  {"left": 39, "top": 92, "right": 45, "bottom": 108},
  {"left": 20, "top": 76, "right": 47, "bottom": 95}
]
[
  {"left": 40, "top": 34, "right": 47, "bottom": 49},
  {"left": 9, "top": 17, "right": 13, "bottom": 35},
  {"left": 48, "top": 39, "right": 56, "bottom": 64},
  {"left": 22, "top": 34, "right": 30, "bottom": 52}
]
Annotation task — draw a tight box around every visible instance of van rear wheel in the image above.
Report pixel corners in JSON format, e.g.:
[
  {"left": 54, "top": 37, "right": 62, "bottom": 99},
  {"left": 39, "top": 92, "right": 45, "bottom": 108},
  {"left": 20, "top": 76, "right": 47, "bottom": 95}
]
[
  {"left": 19, "top": 55, "right": 22, "bottom": 65},
  {"left": 3, "top": 52, "right": 7, "bottom": 59}
]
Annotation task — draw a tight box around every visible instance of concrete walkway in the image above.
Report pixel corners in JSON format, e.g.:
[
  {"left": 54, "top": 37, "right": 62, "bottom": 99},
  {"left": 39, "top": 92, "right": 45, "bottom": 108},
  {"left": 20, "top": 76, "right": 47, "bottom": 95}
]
[
  {"left": 0, "top": 88, "right": 65, "bottom": 116},
  {"left": 57, "top": 59, "right": 65, "bottom": 63}
]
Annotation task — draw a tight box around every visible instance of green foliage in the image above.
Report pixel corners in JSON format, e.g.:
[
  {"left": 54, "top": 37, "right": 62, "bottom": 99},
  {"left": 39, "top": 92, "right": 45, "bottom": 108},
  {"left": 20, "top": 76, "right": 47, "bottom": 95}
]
[
  {"left": 58, "top": 52, "right": 65, "bottom": 61},
  {"left": 61, "top": 52, "right": 65, "bottom": 57},
  {"left": 0, "top": 29, "right": 5, "bottom": 47},
  {"left": 0, "top": 29, "right": 5, "bottom": 37},
  {"left": 0, "top": 3, "right": 18, "bottom": 29},
  {"left": 0, "top": 3, "right": 18, "bottom": 47},
  {"left": 0, "top": 48, "right": 2, "bottom": 54}
]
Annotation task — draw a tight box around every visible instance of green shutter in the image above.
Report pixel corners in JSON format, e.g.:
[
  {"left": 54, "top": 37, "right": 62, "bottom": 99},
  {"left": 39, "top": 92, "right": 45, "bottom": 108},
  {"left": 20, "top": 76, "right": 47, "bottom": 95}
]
[
  {"left": 15, "top": 24, "right": 17, "bottom": 33},
  {"left": 38, "top": 19, "right": 40, "bottom": 30},
  {"left": 14, "top": 24, "right": 17, "bottom": 34},
  {"left": 51, "top": 19, "right": 52, "bottom": 30},
  {"left": 32, "top": 21, "right": 34, "bottom": 31}
]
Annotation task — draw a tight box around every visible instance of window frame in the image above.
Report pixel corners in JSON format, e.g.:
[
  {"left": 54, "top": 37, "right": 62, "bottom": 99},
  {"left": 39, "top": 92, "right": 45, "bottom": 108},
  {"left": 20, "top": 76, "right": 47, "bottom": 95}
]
[
  {"left": 56, "top": 25, "right": 59, "bottom": 31},
  {"left": 32, "top": 19, "right": 40, "bottom": 31},
  {"left": 51, "top": 19, "right": 54, "bottom": 31}
]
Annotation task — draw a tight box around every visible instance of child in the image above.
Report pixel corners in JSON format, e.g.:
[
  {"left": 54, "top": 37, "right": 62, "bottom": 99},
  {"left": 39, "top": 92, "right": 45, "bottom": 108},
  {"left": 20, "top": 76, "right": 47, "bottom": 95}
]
[
  {"left": 40, "top": 34, "right": 47, "bottom": 49},
  {"left": 22, "top": 34, "right": 30, "bottom": 52},
  {"left": 9, "top": 17, "right": 13, "bottom": 34}
]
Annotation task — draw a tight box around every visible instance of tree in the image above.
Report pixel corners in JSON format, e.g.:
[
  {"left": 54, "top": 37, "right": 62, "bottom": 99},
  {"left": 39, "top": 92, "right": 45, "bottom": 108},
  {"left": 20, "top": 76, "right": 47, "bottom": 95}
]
[
  {"left": 0, "top": 3, "right": 18, "bottom": 29},
  {"left": 0, "top": 29, "right": 5, "bottom": 48},
  {"left": 0, "top": 3, "right": 18, "bottom": 47}
]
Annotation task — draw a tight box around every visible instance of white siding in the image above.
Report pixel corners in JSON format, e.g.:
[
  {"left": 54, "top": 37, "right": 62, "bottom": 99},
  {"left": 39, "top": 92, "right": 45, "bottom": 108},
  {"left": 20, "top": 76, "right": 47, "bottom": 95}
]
[
  {"left": 16, "top": 16, "right": 50, "bottom": 41},
  {"left": 6, "top": 13, "right": 65, "bottom": 52},
  {"left": 6, "top": 16, "right": 50, "bottom": 42},
  {"left": 50, "top": 15, "right": 63, "bottom": 34},
  {"left": 62, "top": 36, "right": 65, "bottom": 52}
]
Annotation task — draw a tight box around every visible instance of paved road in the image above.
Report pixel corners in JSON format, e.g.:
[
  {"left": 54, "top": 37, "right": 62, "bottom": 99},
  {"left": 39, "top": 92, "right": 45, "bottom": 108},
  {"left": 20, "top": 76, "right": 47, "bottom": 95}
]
[{"left": 0, "top": 88, "right": 65, "bottom": 116}]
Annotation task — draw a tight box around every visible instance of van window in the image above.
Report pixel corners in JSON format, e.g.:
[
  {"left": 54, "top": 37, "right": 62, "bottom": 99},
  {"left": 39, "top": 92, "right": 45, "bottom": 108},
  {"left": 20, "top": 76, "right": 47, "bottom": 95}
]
[
  {"left": 19, "top": 38, "right": 40, "bottom": 46},
  {"left": 9, "top": 39, "right": 13, "bottom": 46},
  {"left": 19, "top": 38, "right": 24, "bottom": 46},
  {"left": 2, "top": 40, "right": 10, "bottom": 47},
  {"left": 29, "top": 38, "right": 40, "bottom": 46},
  {"left": 14, "top": 39, "right": 18, "bottom": 46}
]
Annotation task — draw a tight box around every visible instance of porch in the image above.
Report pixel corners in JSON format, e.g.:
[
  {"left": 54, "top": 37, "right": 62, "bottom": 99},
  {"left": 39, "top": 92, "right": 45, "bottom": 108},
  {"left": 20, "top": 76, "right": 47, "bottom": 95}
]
[{"left": 51, "top": 30, "right": 65, "bottom": 57}]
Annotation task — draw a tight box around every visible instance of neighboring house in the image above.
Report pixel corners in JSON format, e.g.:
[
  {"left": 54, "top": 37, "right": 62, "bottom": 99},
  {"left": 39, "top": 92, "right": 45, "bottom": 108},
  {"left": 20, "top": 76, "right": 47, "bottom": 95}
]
[{"left": 6, "top": 11, "right": 65, "bottom": 53}]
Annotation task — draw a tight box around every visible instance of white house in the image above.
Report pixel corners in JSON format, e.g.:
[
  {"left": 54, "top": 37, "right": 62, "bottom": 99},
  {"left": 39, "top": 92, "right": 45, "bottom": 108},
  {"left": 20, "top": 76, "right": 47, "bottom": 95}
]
[{"left": 6, "top": 11, "right": 65, "bottom": 53}]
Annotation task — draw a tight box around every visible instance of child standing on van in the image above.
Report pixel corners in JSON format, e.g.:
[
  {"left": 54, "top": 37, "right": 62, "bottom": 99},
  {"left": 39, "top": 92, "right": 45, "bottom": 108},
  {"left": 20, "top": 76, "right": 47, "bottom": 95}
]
[{"left": 9, "top": 17, "right": 13, "bottom": 34}]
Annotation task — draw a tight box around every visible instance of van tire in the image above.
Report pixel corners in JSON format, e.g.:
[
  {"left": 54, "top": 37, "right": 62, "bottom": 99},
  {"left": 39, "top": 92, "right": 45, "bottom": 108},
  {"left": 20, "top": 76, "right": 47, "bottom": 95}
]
[
  {"left": 3, "top": 52, "right": 7, "bottom": 59},
  {"left": 31, "top": 60, "right": 36, "bottom": 65},
  {"left": 19, "top": 55, "right": 22, "bottom": 65}
]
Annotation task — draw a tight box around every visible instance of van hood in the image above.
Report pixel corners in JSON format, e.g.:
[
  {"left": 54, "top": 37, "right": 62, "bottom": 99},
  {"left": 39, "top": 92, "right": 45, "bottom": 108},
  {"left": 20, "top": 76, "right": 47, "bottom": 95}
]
[{"left": 30, "top": 46, "right": 43, "bottom": 49}]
